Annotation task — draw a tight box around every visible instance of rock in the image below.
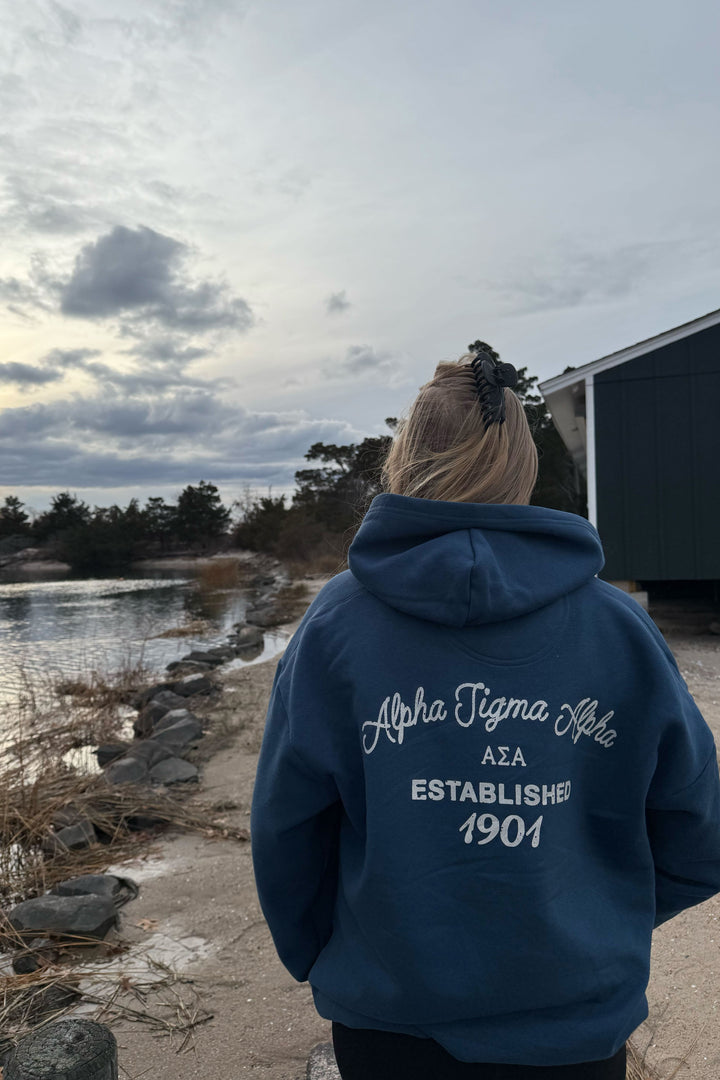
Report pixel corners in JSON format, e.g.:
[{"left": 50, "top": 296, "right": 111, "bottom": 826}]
[
  {"left": 26, "top": 981, "right": 83, "bottom": 1022},
  {"left": 149, "top": 757, "right": 199, "bottom": 784},
  {"left": 153, "top": 707, "right": 199, "bottom": 732},
  {"left": 129, "top": 682, "right": 174, "bottom": 709},
  {"left": 43, "top": 820, "right": 97, "bottom": 855},
  {"left": 229, "top": 625, "right": 264, "bottom": 647},
  {"left": 306, "top": 1042, "right": 341, "bottom": 1080},
  {"left": 165, "top": 659, "right": 214, "bottom": 674},
  {"left": 9, "top": 895, "right": 117, "bottom": 940},
  {"left": 233, "top": 640, "right": 263, "bottom": 660},
  {"left": 50, "top": 874, "right": 139, "bottom": 907},
  {"left": 125, "top": 812, "right": 166, "bottom": 831},
  {"left": 11, "top": 938, "right": 56, "bottom": 975},
  {"left": 709, "top": 621, "right": 720, "bottom": 635},
  {"left": 104, "top": 756, "right": 149, "bottom": 786},
  {"left": 182, "top": 647, "right": 234, "bottom": 666},
  {"left": 249, "top": 573, "right": 276, "bottom": 588},
  {"left": 171, "top": 673, "right": 213, "bottom": 697},
  {"left": 51, "top": 804, "right": 88, "bottom": 830},
  {"left": 135, "top": 690, "right": 187, "bottom": 735},
  {"left": 150, "top": 717, "right": 203, "bottom": 751},
  {"left": 245, "top": 607, "right": 280, "bottom": 627},
  {"left": 96, "top": 740, "right": 170, "bottom": 768},
  {"left": 126, "top": 739, "right": 173, "bottom": 767},
  {"left": 94, "top": 743, "right": 129, "bottom": 767}
]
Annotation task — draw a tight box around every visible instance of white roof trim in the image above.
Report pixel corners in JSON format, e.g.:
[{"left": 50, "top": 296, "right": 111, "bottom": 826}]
[{"left": 538, "top": 306, "right": 720, "bottom": 395}]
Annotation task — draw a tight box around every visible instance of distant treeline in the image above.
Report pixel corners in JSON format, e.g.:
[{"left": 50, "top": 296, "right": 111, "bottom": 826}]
[{"left": 0, "top": 353, "right": 584, "bottom": 574}]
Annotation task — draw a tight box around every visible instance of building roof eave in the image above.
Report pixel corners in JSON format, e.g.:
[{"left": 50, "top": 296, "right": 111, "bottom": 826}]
[{"left": 538, "top": 305, "right": 720, "bottom": 396}]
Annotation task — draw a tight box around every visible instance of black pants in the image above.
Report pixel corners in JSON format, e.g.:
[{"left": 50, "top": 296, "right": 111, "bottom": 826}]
[{"left": 331, "top": 1023, "right": 627, "bottom": 1080}]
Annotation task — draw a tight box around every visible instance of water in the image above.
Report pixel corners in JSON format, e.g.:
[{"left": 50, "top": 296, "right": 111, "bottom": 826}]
[{"left": 0, "top": 565, "right": 288, "bottom": 730}]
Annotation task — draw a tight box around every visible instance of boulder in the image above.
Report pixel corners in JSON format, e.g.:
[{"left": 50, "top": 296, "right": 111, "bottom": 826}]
[
  {"left": 9, "top": 895, "right": 117, "bottom": 940},
  {"left": 228, "top": 625, "right": 264, "bottom": 650},
  {"left": 245, "top": 609, "right": 280, "bottom": 628},
  {"left": 150, "top": 717, "right": 203, "bottom": 751},
  {"left": 181, "top": 647, "right": 234, "bottom": 666},
  {"left": 104, "top": 756, "right": 149, "bottom": 786},
  {"left": 165, "top": 659, "right": 214, "bottom": 674},
  {"left": 43, "top": 820, "right": 97, "bottom": 856},
  {"left": 94, "top": 743, "right": 129, "bottom": 767},
  {"left": 126, "top": 739, "right": 173, "bottom": 767},
  {"left": 51, "top": 803, "right": 88, "bottom": 830},
  {"left": 125, "top": 812, "right": 167, "bottom": 831},
  {"left": 153, "top": 707, "right": 199, "bottom": 732},
  {"left": 50, "top": 874, "right": 139, "bottom": 907},
  {"left": 171, "top": 673, "right": 213, "bottom": 697},
  {"left": 149, "top": 757, "right": 199, "bottom": 785},
  {"left": 129, "top": 682, "right": 174, "bottom": 710},
  {"left": 134, "top": 689, "right": 187, "bottom": 736}
]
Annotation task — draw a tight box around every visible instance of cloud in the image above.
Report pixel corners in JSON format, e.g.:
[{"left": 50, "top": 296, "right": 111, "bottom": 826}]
[
  {"left": 40, "top": 339, "right": 225, "bottom": 395},
  {"left": 45, "top": 348, "right": 103, "bottom": 369},
  {"left": 488, "top": 241, "right": 692, "bottom": 316},
  {"left": 322, "top": 344, "right": 411, "bottom": 387},
  {"left": 0, "top": 387, "right": 359, "bottom": 490},
  {"left": 0, "top": 362, "right": 64, "bottom": 390},
  {"left": 325, "top": 290, "right": 351, "bottom": 315},
  {"left": 60, "top": 225, "right": 255, "bottom": 333},
  {"left": 48, "top": 1, "right": 83, "bottom": 45}
]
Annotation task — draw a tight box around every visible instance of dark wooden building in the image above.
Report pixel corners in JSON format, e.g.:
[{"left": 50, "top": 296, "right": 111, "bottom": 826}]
[{"left": 539, "top": 309, "right": 720, "bottom": 582}]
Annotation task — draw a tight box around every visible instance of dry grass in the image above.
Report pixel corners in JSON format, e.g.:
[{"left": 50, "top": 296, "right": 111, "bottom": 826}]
[
  {"left": 0, "top": 938, "right": 214, "bottom": 1059},
  {"left": 283, "top": 551, "right": 346, "bottom": 579},
  {"left": 2, "top": 674, "right": 137, "bottom": 783},
  {"left": 0, "top": 766, "right": 248, "bottom": 910},
  {"left": 193, "top": 558, "right": 242, "bottom": 590},
  {"left": 627, "top": 1040, "right": 659, "bottom": 1079}
]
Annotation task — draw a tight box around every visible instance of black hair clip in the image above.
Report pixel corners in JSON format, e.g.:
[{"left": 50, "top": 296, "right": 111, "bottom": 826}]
[{"left": 469, "top": 349, "right": 519, "bottom": 426}]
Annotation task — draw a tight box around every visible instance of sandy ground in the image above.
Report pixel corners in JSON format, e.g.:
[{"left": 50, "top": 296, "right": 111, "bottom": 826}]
[{"left": 106, "top": 598, "right": 720, "bottom": 1080}]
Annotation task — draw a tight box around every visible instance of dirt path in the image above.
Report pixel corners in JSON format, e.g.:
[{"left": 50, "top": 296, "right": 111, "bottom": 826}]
[{"left": 110, "top": 617, "right": 720, "bottom": 1080}]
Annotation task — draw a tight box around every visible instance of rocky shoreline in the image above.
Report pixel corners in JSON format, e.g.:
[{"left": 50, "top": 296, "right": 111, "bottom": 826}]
[
  {"left": 2, "top": 584, "right": 720, "bottom": 1080},
  {"left": 0, "top": 562, "right": 321, "bottom": 1070}
]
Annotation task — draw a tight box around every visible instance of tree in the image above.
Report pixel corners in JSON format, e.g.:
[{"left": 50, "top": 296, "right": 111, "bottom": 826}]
[
  {"left": 143, "top": 496, "right": 177, "bottom": 551},
  {"left": 468, "top": 341, "right": 586, "bottom": 515},
  {"left": 175, "top": 481, "right": 230, "bottom": 548},
  {"left": 32, "top": 491, "right": 91, "bottom": 543},
  {"left": 0, "top": 495, "right": 30, "bottom": 538},
  {"left": 293, "top": 422, "right": 396, "bottom": 532}
]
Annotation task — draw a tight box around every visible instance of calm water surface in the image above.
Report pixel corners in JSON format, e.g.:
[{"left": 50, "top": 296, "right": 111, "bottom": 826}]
[{"left": 0, "top": 566, "right": 285, "bottom": 711}]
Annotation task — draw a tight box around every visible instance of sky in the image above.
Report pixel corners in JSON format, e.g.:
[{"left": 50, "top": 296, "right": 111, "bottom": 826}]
[{"left": 1, "top": 0, "right": 719, "bottom": 516}]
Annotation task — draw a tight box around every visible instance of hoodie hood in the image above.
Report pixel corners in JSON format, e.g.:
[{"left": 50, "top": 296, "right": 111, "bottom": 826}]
[{"left": 348, "top": 493, "right": 604, "bottom": 627}]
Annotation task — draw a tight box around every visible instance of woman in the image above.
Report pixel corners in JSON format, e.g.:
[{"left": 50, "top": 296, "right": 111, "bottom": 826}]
[{"left": 251, "top": 348, "right": 720, "bottom": 1079}]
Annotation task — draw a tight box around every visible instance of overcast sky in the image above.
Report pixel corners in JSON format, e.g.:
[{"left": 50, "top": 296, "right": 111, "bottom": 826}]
[{"left": 2, "top": 0, "right": 719, "bottom": 514}]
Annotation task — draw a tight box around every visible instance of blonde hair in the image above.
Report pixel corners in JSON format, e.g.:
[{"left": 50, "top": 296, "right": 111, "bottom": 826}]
[{"left": 381, "top": 354, "right": 538, "bottom": 505}]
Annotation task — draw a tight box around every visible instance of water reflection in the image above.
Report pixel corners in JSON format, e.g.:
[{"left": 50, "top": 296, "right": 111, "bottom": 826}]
[{"left": 0, "top": 567, "right": 277, "bottom": 711}]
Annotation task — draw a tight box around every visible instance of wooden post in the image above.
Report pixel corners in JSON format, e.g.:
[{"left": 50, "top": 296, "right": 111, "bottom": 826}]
[{"left": 5, "top": 1019, "right": 117, "bottom": 1080}]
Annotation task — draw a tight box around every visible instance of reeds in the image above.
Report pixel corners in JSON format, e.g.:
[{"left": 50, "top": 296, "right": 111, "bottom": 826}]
[
  {"left": 0, "top": 769, "right": 248, "bottom": 908},
  {"left": 193, "top": 558, "right": 243, "bottom": 590}
]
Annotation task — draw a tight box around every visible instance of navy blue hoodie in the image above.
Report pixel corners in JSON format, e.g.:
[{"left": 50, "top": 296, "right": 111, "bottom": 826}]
[{"left": 251, "top": 494, "right": 720, "bottom": 1066}]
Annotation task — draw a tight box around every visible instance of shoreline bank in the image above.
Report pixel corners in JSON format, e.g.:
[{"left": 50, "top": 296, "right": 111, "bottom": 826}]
[{"left": 2, "top": 576, "right": 720, "bottom": 1079}]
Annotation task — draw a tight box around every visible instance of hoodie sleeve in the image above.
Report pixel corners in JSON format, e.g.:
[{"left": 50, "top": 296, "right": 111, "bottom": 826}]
[
  {"left": 646, "top": 673, "right": 720, "bottom": 928},
  {"left": 251, "top": 668, "right": 341, "bottom": 982}
]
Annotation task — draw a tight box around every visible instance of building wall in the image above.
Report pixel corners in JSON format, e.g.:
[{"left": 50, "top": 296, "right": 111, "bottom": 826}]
[{"left": 594, "top": 320, "right": 720, "bottom": 580}]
